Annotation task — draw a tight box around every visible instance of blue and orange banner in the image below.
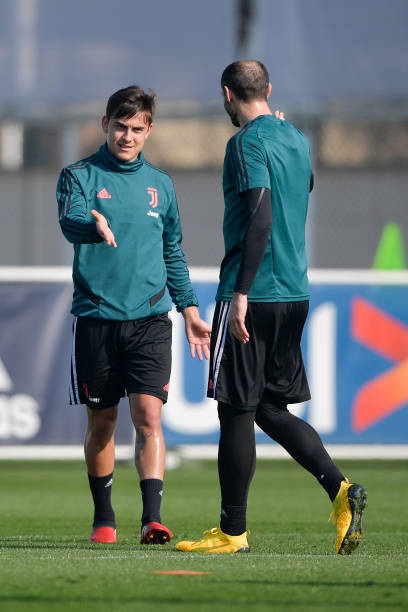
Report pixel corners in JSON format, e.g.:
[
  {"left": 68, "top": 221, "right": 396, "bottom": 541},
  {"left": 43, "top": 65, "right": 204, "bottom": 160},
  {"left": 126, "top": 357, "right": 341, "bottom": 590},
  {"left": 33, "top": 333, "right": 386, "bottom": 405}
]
[
  {"left": 0, "top": 268, "right": 407, "bottom": 451},
  {"left": 308, "top": 278, "right": 408, "bottom": 444}
]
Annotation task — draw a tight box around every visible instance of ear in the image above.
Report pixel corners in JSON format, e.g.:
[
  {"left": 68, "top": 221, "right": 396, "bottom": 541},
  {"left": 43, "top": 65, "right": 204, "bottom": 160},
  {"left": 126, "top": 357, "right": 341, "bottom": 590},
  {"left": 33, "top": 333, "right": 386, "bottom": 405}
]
[
  {"left": 223, "top": 85, "right": 233, "bottom": 103},
  {"left": 145, "top": 122, "right": 153, "bottom": 139},
  {"left": 266, "top": 83, "right": 272, "bottom": 99},
  {"left": 101, "top": 116, "right": 109, "bottom": 133}
]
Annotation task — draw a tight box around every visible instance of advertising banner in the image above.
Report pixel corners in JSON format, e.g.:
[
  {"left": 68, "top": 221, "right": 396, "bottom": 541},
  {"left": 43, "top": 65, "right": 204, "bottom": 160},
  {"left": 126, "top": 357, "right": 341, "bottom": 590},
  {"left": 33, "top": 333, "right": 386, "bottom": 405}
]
[{"left": 0, "top": 269, "right": 407, "bottom": 455}]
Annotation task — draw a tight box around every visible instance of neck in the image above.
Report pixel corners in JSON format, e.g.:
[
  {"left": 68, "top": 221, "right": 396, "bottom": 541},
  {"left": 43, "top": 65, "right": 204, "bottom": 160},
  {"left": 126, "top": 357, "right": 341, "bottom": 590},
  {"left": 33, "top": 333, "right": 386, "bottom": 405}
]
[{"left": 238, "top": 101, "right": 272, "bottom": 126}]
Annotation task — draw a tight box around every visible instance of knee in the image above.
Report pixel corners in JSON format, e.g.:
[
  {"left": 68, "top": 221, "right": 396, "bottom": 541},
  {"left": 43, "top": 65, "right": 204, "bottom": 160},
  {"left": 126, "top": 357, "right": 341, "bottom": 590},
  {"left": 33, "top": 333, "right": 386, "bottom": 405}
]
[
  {"left": 255, "top": 402, "right": 287, "bottom": 431},
  {"left": 87, "top": 409, "right": 117, "bottom": 442},
  {"left": 131, "top": 395, "right": 163, "bottom": 434},
  {"left": 134, "top": 417, "right": 163, "bottom": 451},
  {"left": 254, "top": 408, "right": 267, "bottom": 431},
  {"left": 135, "top": 407, "right": 162, "bottom": 431}
]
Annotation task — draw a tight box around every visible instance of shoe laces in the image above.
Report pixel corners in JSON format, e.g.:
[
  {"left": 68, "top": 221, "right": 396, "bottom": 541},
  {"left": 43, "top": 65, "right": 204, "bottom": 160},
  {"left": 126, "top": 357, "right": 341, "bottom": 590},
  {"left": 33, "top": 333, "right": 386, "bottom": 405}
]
[{"left": 200, "top": 527, "right": 221, "bottom": 541}]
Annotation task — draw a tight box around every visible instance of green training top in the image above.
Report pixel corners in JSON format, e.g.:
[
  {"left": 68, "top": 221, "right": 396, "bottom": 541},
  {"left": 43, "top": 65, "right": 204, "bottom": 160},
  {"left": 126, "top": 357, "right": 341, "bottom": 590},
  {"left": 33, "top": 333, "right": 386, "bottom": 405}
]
[
  {"left": 216, "top": 114, "right": 312, "bottom": 302},
  {"left": 57, "top": 144, "right": 198, "bottom": 320}
]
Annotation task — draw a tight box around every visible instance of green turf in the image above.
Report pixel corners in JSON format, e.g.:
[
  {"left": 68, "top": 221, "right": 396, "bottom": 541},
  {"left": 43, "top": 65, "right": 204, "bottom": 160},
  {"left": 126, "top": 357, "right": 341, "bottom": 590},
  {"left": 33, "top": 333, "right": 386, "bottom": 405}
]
[{"left": 0, "top": 458, "right": 407, "bottom": 611}]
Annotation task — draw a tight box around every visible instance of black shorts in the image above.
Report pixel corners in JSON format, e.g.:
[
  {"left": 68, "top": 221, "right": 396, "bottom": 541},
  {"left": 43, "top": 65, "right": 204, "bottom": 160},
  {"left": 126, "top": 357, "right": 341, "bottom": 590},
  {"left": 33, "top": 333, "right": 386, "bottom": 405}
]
[
  {"left": 70, "top": 314, "right": 172, "bottom": 409},
  {"left": 207, "top": 301, "right": 311, "bottom": 410}
]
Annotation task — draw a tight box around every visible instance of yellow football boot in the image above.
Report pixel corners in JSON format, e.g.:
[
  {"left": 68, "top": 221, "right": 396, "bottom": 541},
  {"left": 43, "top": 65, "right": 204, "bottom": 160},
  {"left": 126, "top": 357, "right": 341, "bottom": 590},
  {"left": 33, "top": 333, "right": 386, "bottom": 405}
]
[
  {"left": 330, "top": 478, "right": 367, "bottom": 555},
  {"left": 176, "top": 527, "right": 250, "bottom": 554}
]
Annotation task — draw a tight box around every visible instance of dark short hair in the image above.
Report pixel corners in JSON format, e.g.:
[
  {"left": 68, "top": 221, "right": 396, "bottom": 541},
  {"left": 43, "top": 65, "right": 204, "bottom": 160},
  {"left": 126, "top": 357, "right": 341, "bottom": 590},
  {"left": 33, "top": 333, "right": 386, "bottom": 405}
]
[
  {"left": 221, "top": 60, "right": 269, "bottom": 102},
  {"left": 105, "top": 86, "right": 156, "bottom": 124}
]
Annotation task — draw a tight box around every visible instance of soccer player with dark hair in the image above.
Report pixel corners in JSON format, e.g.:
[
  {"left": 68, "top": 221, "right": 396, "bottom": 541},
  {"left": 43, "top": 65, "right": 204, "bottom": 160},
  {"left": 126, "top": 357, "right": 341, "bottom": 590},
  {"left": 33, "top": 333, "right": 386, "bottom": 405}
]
[
  {"left": 176, "top": 61, "right": 367, "bottom": 555},
  {"left": 57, "top": 85, "right": 211, "bottom": 545}
]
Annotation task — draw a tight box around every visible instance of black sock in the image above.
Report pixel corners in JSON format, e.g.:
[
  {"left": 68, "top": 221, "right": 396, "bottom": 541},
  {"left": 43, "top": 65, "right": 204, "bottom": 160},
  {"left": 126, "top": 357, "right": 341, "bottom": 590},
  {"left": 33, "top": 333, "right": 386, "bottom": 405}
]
[
  {"left": 220, "top": 504, "right": 247, "bottom": 536},
  {"left": 88, "top": 473, "right": 115, "bottom": 528},
  {"left": 217, "top": 403, "right": 255, "bottom": 535},
  {"left": 256, "top": 403, "right": 344, "bottom": 502},
  {"left": 318, "top": 471, "right": 345, "bottom": 502},
  {"left": 140, "top": 478, "right": 163, "bottom": 526}
]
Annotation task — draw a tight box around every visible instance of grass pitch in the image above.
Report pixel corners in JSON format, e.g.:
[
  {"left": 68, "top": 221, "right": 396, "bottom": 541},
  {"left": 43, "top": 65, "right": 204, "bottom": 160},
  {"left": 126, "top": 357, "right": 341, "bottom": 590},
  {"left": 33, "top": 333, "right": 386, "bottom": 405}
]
[{"left": 0, "top": 458, "right": 407, "bottom": 611}]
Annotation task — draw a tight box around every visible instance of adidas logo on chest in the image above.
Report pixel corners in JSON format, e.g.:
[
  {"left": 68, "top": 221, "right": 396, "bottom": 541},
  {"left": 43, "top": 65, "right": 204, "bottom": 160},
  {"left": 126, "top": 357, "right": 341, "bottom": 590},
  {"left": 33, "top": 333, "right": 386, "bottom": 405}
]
[{"left": 96, "top": 188, "right": 112, "bottom": 199}]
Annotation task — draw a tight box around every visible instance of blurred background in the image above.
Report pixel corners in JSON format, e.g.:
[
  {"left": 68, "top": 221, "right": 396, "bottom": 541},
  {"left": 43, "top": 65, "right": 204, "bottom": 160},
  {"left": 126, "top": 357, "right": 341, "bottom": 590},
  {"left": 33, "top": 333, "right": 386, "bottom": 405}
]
[{"left": 0, "top": 0, "right": 407, "bottom": 270}]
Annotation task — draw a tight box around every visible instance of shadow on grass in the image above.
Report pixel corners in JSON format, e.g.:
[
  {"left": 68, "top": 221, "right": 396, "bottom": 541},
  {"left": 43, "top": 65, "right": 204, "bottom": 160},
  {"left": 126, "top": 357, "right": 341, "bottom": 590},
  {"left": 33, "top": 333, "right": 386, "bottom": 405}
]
[{"left": 0, "top": 537, "right": 174, "bottom": 552}]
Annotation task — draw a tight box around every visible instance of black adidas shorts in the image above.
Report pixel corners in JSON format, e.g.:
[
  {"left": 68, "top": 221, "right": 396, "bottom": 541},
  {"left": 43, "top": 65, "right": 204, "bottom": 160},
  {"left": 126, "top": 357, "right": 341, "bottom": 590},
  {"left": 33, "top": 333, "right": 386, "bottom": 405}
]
[
  {"left": 70, "top": 314, "right": 172, "bottom": 409},
  {"left": 207, "top": 301, "right": 311, "bottom": 409}
]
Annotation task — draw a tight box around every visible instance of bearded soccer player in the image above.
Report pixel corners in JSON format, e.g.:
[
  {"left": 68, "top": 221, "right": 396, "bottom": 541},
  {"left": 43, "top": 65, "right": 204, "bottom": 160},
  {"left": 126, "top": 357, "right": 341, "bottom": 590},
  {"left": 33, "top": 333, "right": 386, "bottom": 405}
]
[{"left": 176, "top": 61, "right": 367, "bottom": 555}]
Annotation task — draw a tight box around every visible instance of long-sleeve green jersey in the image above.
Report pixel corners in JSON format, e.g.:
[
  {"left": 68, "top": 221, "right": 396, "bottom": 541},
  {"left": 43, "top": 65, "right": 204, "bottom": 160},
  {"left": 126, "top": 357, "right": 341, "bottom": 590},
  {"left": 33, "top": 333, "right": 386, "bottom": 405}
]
[
  {"left": 217, "top": 115, "right": 312, "bottom": 302},
  {"left": 57, "top": 144, "right": 198, "bottom": 320}
]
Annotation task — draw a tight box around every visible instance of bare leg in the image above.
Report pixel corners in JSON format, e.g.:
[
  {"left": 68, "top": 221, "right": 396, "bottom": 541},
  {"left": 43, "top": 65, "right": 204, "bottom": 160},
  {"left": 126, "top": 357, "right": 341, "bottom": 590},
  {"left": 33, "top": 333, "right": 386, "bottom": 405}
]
[
  {"left": 85, "top": 405, "right": 118, "bottom": 476},
  {"left": 130, "top": 393, "right": 170, "bottom": 537},
  {"left": 129, "top": 393, "right": 165, "bottom": 479},
  {"left": 85, "top": 405, "right": 118, "bottom": 533}
]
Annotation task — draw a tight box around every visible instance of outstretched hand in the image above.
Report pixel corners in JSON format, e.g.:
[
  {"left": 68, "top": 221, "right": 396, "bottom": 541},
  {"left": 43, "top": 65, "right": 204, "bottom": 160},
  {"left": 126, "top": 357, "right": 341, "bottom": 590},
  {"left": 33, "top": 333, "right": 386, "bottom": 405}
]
[
  {"left": 182, "top": 306, "right": 211, "bottom": 360},
  {"left": 91, "top": 209, "right": 117, "bottom": 248}
]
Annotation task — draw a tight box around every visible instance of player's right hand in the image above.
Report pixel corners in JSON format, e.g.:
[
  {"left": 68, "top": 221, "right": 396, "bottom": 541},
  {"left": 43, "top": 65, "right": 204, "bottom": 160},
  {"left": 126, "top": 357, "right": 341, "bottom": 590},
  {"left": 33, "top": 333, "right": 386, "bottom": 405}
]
[{"left": 91, "top": 209, "right": 117, "bottom": 248}]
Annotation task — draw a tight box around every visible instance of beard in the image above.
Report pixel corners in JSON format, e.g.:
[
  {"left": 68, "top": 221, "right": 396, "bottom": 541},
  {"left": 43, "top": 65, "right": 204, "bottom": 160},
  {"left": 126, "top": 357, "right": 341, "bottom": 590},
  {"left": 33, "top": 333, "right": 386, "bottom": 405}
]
[{"left": 224, "top": 99, "right": 240, "bottom": 127}]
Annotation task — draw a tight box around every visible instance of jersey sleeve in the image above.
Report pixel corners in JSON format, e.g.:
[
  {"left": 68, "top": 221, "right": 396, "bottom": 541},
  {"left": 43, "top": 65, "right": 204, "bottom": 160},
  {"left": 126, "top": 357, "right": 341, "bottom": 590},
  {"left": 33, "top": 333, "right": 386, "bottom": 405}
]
[
  {"left": 162, "top": 187, "right": 198, "bottom": 312},
  {"left": 234, "top": 187, "right": 272, "bottom": 294},
  {"left": 57, "top": 168, "right": 103, "bottom": 244},
  {"left": 227, "top": 129, "right": 271, "bottom": 193}
]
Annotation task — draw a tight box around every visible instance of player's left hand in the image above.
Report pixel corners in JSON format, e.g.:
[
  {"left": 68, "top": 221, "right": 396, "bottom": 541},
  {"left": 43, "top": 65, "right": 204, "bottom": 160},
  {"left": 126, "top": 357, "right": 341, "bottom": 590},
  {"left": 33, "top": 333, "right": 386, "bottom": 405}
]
[{"left": 182, "top": 306, "right": 211, "bottom": 360}]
